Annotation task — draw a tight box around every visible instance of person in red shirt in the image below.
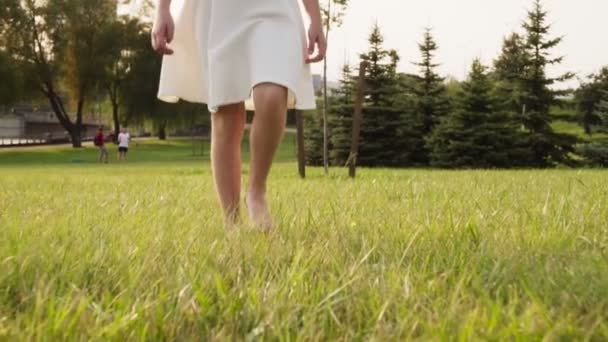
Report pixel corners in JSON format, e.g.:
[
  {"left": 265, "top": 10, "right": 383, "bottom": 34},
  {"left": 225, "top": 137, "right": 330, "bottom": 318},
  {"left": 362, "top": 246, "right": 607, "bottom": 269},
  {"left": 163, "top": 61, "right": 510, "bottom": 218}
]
[{"left": 94, "top": 127, "right": 108, "bottom": 164}]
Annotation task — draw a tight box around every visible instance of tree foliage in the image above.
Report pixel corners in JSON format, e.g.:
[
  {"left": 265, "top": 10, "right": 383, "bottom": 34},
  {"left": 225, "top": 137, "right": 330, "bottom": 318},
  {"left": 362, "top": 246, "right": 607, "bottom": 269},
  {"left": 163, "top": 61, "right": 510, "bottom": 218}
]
[
  {"left": 427, "top": 60, "right": 531, "bottom": 168},
  {"left": 518, "top": 0, "right": 577, "bottom": 166},
  {"left": 575, "top": 67, "right": 608, "bottom": 135},
  {"left": 0, "top": 0, "right": 118, "bottom": 147}
]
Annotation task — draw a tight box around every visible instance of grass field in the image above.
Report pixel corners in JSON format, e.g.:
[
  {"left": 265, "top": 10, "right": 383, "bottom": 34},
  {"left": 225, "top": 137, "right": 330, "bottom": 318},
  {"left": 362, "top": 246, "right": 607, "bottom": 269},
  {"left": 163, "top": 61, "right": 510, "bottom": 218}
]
[{"left": 1, "top": 138, "right": 607, "bottom": 340}]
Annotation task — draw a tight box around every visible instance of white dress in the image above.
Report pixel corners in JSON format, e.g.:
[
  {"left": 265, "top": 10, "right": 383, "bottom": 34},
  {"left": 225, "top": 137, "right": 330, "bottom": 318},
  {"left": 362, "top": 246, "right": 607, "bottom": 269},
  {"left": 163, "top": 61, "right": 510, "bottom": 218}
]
[{"left": 157, "top": 0, "right": 316, "bottom": 113}]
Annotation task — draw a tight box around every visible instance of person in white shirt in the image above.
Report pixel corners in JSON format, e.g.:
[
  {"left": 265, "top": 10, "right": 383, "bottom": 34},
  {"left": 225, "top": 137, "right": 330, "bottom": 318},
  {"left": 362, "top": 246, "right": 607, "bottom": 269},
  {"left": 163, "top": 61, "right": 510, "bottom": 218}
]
[{"left": 117, "top": 128, "right": 130, "bottom": 161}]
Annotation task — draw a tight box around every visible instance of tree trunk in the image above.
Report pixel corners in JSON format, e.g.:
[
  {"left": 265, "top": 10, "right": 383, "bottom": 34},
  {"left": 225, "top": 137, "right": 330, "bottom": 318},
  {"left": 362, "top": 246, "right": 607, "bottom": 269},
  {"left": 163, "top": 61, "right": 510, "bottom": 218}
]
[
  {"left": 112, "top": 102, "right": 120, "bottom": 143},
  {"left": 45, "top": 90, "right": 81, "bottom": 147},
  {"left": 348, "top": 62, "right": 368, "bottom": 178},
  {"left": 107, "top": 81, "right": 121, "bottom": 142},
  {"left": 69, "top": 130, "right": 82, "bottom": 148},
  {"left": 73, "top": 96, "right": 85, "bottom": 148},
  {"left": 158, "top": 122, "right": 167, "bottom": 140}
]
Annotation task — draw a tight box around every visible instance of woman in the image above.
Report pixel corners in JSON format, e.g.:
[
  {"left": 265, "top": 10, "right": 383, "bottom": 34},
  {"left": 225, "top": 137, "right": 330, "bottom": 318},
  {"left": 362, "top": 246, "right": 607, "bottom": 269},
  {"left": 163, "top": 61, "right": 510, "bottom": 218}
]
[{"left": 152, "top": 0, "right": 326, "bottom": 229}]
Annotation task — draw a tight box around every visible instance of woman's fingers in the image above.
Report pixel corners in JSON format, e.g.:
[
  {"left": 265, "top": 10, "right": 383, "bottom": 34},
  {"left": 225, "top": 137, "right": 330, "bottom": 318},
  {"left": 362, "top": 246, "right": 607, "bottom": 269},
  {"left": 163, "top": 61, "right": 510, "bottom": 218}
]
[
  {"left": 152, "top": 9, "right": 175, "bottom": 56},
  {"left": 152, "top": 26, "right": 174, "bottom": 55},
  {"left": 306, "top": 34, "right": 326, "bottom": 64},
  {"left": 318, "top": 34, "right": 327, "bottom": 59},
  {"left": 166, "top": 21, "right": 175, "bottom": 44},
  {"left": 307, "top": 33, "right": 315, "bottom": 55}
]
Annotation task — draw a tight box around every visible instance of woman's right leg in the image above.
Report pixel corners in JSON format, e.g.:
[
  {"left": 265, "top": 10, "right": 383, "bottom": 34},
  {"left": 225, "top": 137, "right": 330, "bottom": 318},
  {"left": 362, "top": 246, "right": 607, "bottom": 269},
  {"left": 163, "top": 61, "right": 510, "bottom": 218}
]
[{"left": 211, "top": 102, "right": 246, "bottom": 226}]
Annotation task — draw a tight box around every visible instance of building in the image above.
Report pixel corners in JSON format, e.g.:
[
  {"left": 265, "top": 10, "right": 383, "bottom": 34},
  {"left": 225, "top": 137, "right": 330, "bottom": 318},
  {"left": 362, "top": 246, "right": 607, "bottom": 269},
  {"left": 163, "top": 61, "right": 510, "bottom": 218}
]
[
  {"left": 312, "top": 74, "right": 341, "bottom": 97},
  {"left": 0, "top": 105, "right": 99, "bottom": 143}
]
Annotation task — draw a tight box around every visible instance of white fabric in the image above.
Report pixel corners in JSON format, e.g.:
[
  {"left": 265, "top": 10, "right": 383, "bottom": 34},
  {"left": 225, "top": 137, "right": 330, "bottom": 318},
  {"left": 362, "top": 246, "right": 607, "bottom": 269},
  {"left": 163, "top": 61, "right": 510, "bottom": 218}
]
[
  {"left": 157, "top": 0, "right": 316, "bottom": 113},
  {"left": 118, "top": 132, "right": 130, "bottom": 147}
]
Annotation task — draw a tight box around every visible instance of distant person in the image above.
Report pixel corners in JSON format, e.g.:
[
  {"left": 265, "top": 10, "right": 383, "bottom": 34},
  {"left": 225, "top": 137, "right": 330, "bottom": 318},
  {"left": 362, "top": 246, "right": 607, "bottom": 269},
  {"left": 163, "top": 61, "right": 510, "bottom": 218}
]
[
  {"left": 94, "top": 127, "right": 108, "bottom": 164},
  {"left": 152, "top": 0, "right": 325, "bottom": 230},
  {"left": 117, "top": 128, "right": 130, "bottom": 161}
]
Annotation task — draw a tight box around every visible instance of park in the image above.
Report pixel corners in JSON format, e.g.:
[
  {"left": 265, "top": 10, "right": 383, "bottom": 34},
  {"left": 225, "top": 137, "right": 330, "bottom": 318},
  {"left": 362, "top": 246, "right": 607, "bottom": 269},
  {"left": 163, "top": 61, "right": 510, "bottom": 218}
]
[{"left": 1, "top": 0, "right": 608, "bottom": 340}]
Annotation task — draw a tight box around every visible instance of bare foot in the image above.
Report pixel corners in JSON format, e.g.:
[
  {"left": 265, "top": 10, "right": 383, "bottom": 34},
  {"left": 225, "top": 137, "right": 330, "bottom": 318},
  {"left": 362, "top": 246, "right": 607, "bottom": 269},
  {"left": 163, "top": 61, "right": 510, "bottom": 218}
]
[
  {"left": 224, "top": 207, "right": 240, "bottom": 230},
  {"left": 246, "top": 190, "right": 274, "bottom": 231}
]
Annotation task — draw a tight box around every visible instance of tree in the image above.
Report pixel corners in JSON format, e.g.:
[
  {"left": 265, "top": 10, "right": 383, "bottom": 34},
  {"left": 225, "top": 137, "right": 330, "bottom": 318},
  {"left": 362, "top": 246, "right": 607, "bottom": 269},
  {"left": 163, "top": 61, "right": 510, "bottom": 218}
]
[
  {"left": 413, "top": 28, "right": 450, "bottom": 137},
  {"left": 104, "top": 16, "right": 146, "bottom": 141},
  {"left": 394, "top": 73, "right": 427, "bottom": 165},
  {"left": 575, "top": 89, "right": 608, "bottom": 166},
  {"left": 575, "top": 67, "right": 608, "bottom": 135},
  {"left": 320, "top": 0, "right": 349, "bottom": 174},
  {"left": 0, "top": 51, "right": 22, "bottom": 106},
  {"left": 426, "top": 60, "right": 530, "bottom": 168},
  {"left": 519, "top": 0, "right": 577, "bottom": 166},
  {"left": 493, "top": 32, "right": 528, "bottom": 114},
  {"left": 118, "top": 22, "right": 165, "bottom": 137},
  {"left": 328, "top": 64, "right": 356, "bottom": 165},
  {"left": 304, "top": 105, "right": 325, "bottom": 166},
  {"left": 595, "top": 90, "right": 608, "bottom": 133},
  {"left": 356, "top": 24, "right": 404, "bottom": 166},
  {"left": 0, "top": 0, "right": 118, "bottom": 147}
]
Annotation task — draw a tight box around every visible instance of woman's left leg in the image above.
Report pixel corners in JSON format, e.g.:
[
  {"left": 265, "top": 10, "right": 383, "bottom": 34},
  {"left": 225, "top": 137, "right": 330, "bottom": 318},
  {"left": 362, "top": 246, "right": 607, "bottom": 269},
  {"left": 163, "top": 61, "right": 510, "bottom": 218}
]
[{"left": 247, "top": 83, "right": 288, "bottom": 229}]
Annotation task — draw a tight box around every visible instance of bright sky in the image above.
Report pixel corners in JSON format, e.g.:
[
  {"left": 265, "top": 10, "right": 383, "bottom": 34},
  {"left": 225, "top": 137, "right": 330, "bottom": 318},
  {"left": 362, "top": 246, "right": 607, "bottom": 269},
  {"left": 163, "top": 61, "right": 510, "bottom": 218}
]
[
  {"left": 132, "top": 0, "right": 608, "bottom": 87},
  {"left": 309, "top": 0, "right": 608, "bottom": 87}
]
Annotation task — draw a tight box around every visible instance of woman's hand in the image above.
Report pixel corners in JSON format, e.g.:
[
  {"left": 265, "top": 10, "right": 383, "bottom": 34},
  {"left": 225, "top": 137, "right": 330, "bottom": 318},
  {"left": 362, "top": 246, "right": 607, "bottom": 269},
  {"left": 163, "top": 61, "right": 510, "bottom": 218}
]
[
  {"left": 152, "top": 6, "right": 175, "bottom": 55},
  {"left": 306, "top": 21, "right": 327, "bottom": 64},
  {"left": 302, "top": 0, "right": 326, "bottom": 63}
]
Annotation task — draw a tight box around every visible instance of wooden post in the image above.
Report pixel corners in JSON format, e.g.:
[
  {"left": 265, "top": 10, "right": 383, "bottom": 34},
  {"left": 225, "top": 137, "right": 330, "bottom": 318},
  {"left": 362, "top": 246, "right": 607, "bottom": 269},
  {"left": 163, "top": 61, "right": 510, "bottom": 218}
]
[
  {"left": 348, "top": 61, "right": 368, "bottom": 178},
  {"left": 295, "top": 110, "right": 306, "bottom": 178}
]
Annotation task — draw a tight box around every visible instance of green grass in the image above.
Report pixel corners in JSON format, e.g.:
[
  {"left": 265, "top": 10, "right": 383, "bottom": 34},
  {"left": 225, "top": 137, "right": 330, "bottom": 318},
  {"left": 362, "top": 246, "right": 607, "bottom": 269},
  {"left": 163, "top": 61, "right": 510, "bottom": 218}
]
[
  {"left": 0, "top": 135, "right": 298, "bottom": 166},
  {"left": 1, "top": 139, "right": 608, "bottom": 340},
  {"left": 551, "top": 120, "right": 608, "bottom": 143},
  {"left": 549, "top": 107, "right": 608, "bottom": 143}
]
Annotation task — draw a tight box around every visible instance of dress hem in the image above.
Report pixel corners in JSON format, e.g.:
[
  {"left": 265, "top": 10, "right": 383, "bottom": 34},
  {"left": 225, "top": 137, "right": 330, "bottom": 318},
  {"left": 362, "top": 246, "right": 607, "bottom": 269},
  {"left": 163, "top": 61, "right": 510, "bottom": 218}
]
[{"left": 157, "top": 79, "right": 316, "bottom": 113}]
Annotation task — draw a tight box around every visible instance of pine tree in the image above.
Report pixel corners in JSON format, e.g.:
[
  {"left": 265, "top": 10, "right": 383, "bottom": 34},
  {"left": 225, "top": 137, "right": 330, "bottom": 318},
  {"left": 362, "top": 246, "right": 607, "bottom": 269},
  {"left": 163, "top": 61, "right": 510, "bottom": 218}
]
[
  {"left": 575, "top": 67, "right": 608, "bottom": 135},
  {"left": 394, "top": 73, "right": 426, "bottom": 165},
  {"left": 427, "top": 60, "right": 531, "bottom": 168},
  {"left": 520, "top": 0, "right": 577, "bottom": 166},
  {"left": 576, "top": 90, "right": 608, "bottom": 167},
  {"left": 304, "top": 105, "right": 325, "bottom": 166},
  {"left": 493, "top": 32, "right": 528, "bottom": 114},
  {"left": 413, "top": 28, "right": 450, "bottom": 136},
  {"left": 357, "top": 24, "right": 404, "bottom": 166},
  {"left": 596, "top": 90, "right": 608, "bottom": 134},
  {"left": 410, "top": 28, "right": 450, "bottom": 164},
  {"left": 328, "top": 64, "right": 356, "bottom": 165}
]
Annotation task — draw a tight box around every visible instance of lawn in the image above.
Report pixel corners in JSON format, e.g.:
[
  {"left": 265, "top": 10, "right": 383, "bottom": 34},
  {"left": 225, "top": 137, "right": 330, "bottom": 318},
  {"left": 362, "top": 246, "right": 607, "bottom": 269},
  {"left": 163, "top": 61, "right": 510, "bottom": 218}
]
[{"left": 0, "top": 138, "right": 607, "bottom": 340}]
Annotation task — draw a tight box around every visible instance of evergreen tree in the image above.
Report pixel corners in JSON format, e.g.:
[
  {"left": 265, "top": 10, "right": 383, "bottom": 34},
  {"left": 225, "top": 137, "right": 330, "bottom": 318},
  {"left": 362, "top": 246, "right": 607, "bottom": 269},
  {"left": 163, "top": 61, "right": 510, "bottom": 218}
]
[
  {"left": 410, "top": 28, "right": 450, "bottom": 164},
  {"left": 493, "top": 32, "right": 528, "bottom": 114},
  {"left": 596, "top": 90, "right": 608, "bottom": 134},
  {"left": 576, "top": 90, "right": 608, "bottom": 167},
  {"left": 328, "top": 64, "right": 356, "bottom": 166},
  {"left": 394, "top": 73, "right": 426, "bottom": 165},
  {"left": 304, "top": 101, "right": 325, "bottom": 166},
  {"left": 356, "top": 24, "right": 404, "bottom": 166},
  {"left": 427, "top": 60, "right": 530, "bottom": 168},
  {"left": 413, "top": 28, "right": 450, "bottom": 136},
  {"left": 575, "top": 67, "right": 608, "bottom": 135},
  {"left": 519, "top": 0, "right": 577, "bottom": 166}
]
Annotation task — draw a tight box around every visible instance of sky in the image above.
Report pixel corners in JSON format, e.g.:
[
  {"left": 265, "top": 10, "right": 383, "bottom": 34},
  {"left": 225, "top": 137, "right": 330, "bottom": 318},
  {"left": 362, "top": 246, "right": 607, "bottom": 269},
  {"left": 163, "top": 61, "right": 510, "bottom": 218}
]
[
  {"left": 130, "top": 0, "right": 608, "bottom": 88},
  {"left": 307, "top": 0, "right": 608, "bottom": 88}
]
